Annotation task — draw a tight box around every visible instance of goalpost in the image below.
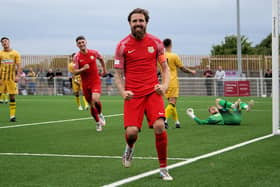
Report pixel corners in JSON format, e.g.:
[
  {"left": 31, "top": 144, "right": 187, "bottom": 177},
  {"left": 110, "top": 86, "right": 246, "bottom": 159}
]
[{"left": 272, "top": 0, "right": 280, "bottom": 135}]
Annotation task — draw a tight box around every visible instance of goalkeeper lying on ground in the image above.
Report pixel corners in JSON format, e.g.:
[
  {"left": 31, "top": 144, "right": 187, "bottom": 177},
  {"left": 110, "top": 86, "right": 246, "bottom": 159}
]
[{"left": 186, "top": 98, "right": 254, "bottom": 125}]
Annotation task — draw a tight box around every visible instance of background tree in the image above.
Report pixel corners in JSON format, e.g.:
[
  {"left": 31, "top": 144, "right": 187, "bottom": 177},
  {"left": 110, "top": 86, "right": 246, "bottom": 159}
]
[
  {"left": 211, "top": 35, "right": 255, "bottom": 55},
  {"left": 254, "top": 33, "right": 272, "bottom": 55}
]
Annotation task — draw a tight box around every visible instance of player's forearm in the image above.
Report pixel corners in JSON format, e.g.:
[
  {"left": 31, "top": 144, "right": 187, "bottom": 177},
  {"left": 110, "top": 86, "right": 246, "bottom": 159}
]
[
  {"left": 160, "top": 62, "right": 170, "bottom": 90},
  {"left": 73, "top": 66, "right": 87, "bottom": 75},
  {"left": 73, "top": 69, "right": 82, "bottom": 75},
  {"left": 114, "top": 69, "right": 125, "bottom": 94},
  {"left": 193, "top": 117, "right": 208, "bottom": 125},
  {"left": 100, "top": 58, "right": 107, "bottom": 74},
  {"left": 16, "top": 65, "right": 22, "bottom": 81},
  {"left": 16, "top": 63, "right": 22, "bottom": 74},
  {"left": 181, "top": 67, "right": 194, "bottom": 74}
]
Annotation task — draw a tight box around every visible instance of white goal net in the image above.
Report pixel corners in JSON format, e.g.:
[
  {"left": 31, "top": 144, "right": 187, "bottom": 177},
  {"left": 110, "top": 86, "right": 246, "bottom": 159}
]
[{"left": 272, "top": 0, "right": 280, "bottom": 134}]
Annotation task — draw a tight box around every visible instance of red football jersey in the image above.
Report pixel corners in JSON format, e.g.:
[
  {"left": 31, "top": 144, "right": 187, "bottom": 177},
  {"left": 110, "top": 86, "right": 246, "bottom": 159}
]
[
  {"left": 74, "top": 49, "right": 102, "bottom": 88},
  {"left": 114, "top": 33, "right": 166, "bottom": 97}
]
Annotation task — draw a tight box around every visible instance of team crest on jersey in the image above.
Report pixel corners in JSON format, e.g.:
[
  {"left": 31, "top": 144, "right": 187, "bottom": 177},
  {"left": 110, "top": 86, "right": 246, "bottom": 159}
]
[
  {"left": 90, "top": 56, "right": 95, "bottom": 60},
  {"left": 147, "top": 46, "right": 154, "bottom": 53}
]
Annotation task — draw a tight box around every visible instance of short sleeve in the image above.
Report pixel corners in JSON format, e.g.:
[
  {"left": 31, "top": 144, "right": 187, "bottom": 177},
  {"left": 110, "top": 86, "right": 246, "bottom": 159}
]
[{"left": 114, "top": 42, "right": 125, "bottom": 69}]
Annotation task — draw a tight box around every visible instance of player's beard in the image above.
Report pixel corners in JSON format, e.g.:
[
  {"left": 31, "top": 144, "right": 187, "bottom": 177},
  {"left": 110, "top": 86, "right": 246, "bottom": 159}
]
[{"left": 131, "top": 25, "right": 146, "bottom": 40}]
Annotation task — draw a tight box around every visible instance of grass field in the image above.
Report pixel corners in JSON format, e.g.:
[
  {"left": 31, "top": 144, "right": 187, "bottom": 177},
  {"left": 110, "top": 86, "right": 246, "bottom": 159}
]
[{"left": 0, "top": 95, "right": 279, "bottom": 187}]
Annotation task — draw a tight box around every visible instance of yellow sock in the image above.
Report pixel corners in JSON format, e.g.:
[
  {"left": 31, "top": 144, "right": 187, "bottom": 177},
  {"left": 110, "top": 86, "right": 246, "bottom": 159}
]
[
  {"left": 173, "top": 106, "right": 179, "bottom": 121},
  {"left": 165, "top": 103, "right": 174, "bottom": 120},
  {"left": 3, "top": 93, "right": 8, "bottom": 101},
  {"left": 10, "top": 101, "right": 16, "bottom": 118},
  {"left": 75, "top": 96, "right": 81, "bottom": 106},
  {"left": 83, "top": 96, "right": 88, "bottom": 108},
  {"left": 168, "top": 104, "right": 176, "bottom": 120},
  {"left": 0, "top": 94, "right": 3, "bottom": 102}
]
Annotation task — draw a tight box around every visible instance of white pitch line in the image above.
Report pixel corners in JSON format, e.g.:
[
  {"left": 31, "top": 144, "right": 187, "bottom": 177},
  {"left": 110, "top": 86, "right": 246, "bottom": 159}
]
[
  {"left": 0, "top": 114, "right": 123, "bottom": 129},
  {"left": 188, "top": 109, "right": 268, "bottom": 112},
  {"left": 102, "top": 133, "right": 274, "bottom": 187},
  {"left": 0, "top": 152, "right": 188, "bottom": 161}
]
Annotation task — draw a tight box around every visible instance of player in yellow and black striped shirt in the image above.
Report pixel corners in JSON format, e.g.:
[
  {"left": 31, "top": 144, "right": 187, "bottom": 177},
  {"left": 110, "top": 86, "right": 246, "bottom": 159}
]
[{"left": 0, "top": 37, "right": 22, "bottom": 122}]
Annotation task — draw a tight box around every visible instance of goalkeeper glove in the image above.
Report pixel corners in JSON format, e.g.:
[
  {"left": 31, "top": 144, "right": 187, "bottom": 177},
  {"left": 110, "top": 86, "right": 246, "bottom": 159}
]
[{"left": 186, "top": 108, "right": 196, "bottom": 119}]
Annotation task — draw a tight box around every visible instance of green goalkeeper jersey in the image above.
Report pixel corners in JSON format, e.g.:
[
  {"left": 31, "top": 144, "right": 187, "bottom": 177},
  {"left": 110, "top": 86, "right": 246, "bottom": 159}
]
[
  {"left": 219, "top": 109, "right": 241, "bottom": 125},
  {"left": 194, "top": 113, "right": 224, "bottom": 125},
  {"left": 193, "top": 99, "right": 244, "bottom": 126}
]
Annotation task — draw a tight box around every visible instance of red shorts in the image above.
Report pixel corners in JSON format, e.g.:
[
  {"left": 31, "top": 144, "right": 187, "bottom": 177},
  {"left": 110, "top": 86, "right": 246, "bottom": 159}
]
[
  {"left": 82, "top": 83, "right": 101, "bottom": 103},
  {"left": 124, "top": 92, "right": 165, "bottom": 129}
]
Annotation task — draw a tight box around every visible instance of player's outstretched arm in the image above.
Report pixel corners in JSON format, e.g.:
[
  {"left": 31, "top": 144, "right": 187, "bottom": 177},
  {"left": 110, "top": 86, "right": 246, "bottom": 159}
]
[
  {"left": 186, "top": 108, "right": 204, "bottom": 125},
  {"left": 186, "top": 108, "right": 222, "bottom": 125},
  {"left": 180, "top": 67, "right": 196, "bottom": 74}
]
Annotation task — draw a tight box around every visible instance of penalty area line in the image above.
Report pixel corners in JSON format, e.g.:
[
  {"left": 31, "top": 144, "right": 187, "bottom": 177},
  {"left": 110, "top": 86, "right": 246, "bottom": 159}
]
[
  {"left": 102, "top": 133, "right": 274, "bottom": 187},
  {"left": 0, "top": 113, "right": 123, "bottom": 129},
  {"left": 0, "top": 152, "right": 188, "bottom": 161}
]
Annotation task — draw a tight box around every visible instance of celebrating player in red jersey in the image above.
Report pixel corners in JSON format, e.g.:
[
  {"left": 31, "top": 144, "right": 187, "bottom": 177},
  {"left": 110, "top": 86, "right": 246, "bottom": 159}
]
[
  {"left": 74, "top": 35, "right": 107, "bottom": 132},
  {"left": 114, "top": 8, "right": 173, "bottom": 181}
]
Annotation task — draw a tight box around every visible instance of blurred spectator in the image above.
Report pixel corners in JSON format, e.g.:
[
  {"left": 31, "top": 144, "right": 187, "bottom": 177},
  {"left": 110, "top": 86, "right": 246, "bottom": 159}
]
[
  {"left": 215, "top": 66, "right": 226, "bottom": 96},
  {"left": 46, "top": 68, "right": 55, "bottom": 95},
  {"left": 18, "top": 71, "right": 27, "bottom": 95},
  {"left": 203, "top": 65, "right": 214, "bottom": 96},
  {"left": 55, "top": 69, "right": 63, "bottom": 95},
  {"left": 103, "top": 72, "right": 114, "bottom": 95},
  {"left": 264, "top": 69, "right": 272, "bottom": 97},
  {"left": 36, "top": 68, "right": 45, "bottom": 77},
  {"left": 36, "top": 68, "right": 46, "bottom": 95},
  {"left": 26, "top": 67, "right": 36, "bottom": 95}
]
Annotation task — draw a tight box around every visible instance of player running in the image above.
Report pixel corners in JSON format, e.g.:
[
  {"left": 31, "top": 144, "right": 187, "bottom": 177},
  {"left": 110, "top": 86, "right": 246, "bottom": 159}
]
[
  {"left": 73, "top": 36, "right": 107, "bottom": 132},
  {"left": 186, "top": 98, "right": 254, "bottom": 125},
  {"left": 114, "top": 8, "right": 173, "bottom": 181}
]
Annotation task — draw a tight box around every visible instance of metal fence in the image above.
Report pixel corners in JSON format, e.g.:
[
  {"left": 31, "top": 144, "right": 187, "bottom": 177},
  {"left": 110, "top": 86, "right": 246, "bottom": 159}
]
[
  {"left": 178, "top": 77, "right": 271, "bottom": 97},
  {"left": 18, "top": 54, "right": 277, "bottom": 97},
  {"left": 21, "top": 55, "right": 275, "bottom": 78},
  {"left": 19, "top": 77, "right": 273, "bottom": 97}
]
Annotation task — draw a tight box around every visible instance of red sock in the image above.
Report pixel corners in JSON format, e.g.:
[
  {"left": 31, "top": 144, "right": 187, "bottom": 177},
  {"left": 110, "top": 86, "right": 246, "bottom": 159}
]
[
  {"left": 155, "top": 131, "right": 168, "bottom": 168},
  {"left": 95, "top": 101, "right": 102, "bottom": 114},
  {"left": 125, "top": 133, "right": 137, "bottom": 148},
  {"left": 90, "top": 106, "right": 100, "bottom": 122}
]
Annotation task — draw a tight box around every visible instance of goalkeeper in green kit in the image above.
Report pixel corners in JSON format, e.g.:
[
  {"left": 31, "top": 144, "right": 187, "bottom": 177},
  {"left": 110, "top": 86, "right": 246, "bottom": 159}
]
[{"left": 186, "top": 98, "right": 254, "bottom": 125}]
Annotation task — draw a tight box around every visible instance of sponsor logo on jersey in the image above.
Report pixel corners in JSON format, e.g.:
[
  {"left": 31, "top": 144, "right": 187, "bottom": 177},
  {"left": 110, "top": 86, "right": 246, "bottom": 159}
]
[
  {"left": 2, "top": 59, "right": 14, "bottom": 64},
  {"left": 127, "top": 49, "right": 136, "bottom": 54},
  {"left": 147, "top": 46, "right": 154, "bottom": 53},
  {"left": 90, "top": 56, "right": 94, "bottom": 60}
]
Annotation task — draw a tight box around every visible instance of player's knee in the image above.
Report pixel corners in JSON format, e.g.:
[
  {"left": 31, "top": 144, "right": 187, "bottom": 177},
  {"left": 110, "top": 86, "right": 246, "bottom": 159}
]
[
  {"left": 215, "top": 98, "right": 222, "bottom": 108},
  {"left": 91, "top": 96, "right": 100, "bottom": 104},
  {"left": 153, "top": 119, "right": 165, "bottom": 133},
  {"left": 126, "top": 126, "right": 139, "bottom": 137}
]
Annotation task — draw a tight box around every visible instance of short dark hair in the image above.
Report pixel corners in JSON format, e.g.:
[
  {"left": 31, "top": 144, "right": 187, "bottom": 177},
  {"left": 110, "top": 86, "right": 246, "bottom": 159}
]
[
  {"left": 128, "top": 8, "right": 150, "bottom": 22},
  {"left": 71, "top": 53, "right": 76, "bottom": 58},
  {"left": 1, "top": 37, "right": 9, "bottom": 42},
  {"left": 163, "top": 38, "right": 172, "bottom": 48},
  {"left": 75, "top": 35, "right": 86, "bottom": 42}
]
